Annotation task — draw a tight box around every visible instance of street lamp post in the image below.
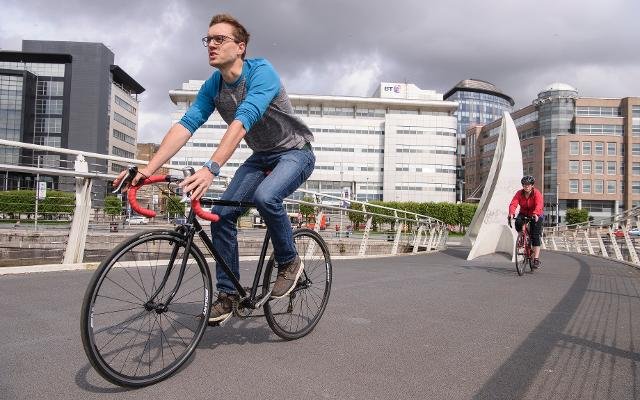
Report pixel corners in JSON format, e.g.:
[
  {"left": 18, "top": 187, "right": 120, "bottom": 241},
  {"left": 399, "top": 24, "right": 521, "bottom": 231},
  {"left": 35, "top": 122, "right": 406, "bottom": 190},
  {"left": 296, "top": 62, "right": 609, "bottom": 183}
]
[
  {"left": 556, "top": 183, "right": 560, "bottom": 225},
  {"left": 34, "top": 155, "right": 41, "bottom": 231}
]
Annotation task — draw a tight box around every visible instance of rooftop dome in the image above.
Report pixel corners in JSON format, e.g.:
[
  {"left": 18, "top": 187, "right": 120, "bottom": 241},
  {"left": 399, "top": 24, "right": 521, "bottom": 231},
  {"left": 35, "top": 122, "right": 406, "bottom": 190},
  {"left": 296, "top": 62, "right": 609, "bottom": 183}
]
[
  {"left": 444, "top": 78, "right": 514, "bottom": 106},
  {"left": 540, "top": 82, "right": 577, "bottom": 92}
]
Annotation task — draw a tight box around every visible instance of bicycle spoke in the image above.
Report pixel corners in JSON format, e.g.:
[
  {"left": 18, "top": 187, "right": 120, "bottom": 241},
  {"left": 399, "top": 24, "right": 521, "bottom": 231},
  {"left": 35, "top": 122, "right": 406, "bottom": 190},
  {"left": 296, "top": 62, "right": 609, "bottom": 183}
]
[
  {"left": 96, "top": 294, "right": 143, "bottom": 307},
  {"left": 104, "top": 276, "right": 147, "bottom": 304},
  {"left": 97, "top": 310, "right": 148, "bottom": 351},
  {"left": 94, "top": 306, "right": 143, "bottom": 316},
  {"left": 171, "top": 284, "right": 204, "bottom": 304}
]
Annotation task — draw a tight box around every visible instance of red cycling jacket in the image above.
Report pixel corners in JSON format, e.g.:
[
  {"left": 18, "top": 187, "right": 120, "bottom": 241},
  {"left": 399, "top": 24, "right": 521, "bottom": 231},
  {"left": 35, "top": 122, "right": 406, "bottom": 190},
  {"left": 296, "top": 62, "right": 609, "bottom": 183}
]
[{"left": 509, "top": 187, "right": 544, "bottom": 217}]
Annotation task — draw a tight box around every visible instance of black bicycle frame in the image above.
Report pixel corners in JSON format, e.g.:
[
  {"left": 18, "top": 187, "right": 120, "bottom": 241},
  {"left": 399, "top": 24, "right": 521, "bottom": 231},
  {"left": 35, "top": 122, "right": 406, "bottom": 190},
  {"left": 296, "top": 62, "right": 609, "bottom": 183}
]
[{"left": 147, "top": 198, "right": 272, "bottom": 309}]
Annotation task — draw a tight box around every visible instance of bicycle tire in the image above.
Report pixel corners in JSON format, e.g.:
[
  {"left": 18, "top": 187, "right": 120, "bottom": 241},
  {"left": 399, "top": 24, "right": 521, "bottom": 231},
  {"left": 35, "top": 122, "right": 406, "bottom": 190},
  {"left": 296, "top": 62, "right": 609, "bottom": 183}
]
[
  {"left": 515, "top": 232, "right": 527, "bottom": 276},
  {"left": 263, "top": 228, "right": 332, "bottom": 340},
  {"left": 80, "top": 230, "right": 212, "bottom": 387}
]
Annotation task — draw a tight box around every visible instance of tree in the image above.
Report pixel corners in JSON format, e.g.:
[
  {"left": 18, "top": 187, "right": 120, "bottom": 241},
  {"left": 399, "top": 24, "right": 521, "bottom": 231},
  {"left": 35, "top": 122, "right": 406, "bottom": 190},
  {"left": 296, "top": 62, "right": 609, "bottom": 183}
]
[
  {"left": 166, "top": 195, "right": 186, "bottom": 218},
  {"left": 104, "top": 195, "right": 123, "bottom": 220},
  {"left": 565, "top": 208, "right": 589, "bottom": 225},
  {"left": 347, "top": 201, "right": 365, "bottom": 230},
  {"left": 299, "top": 197, "right": 316, "bottom": 220}
]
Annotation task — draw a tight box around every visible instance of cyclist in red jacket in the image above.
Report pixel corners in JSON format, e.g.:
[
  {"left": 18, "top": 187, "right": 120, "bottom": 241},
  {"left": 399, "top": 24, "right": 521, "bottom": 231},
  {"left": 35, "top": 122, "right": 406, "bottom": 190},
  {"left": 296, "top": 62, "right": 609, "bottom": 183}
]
[{"left": 508, "top": 175, "right": 544, "bottom": 268}]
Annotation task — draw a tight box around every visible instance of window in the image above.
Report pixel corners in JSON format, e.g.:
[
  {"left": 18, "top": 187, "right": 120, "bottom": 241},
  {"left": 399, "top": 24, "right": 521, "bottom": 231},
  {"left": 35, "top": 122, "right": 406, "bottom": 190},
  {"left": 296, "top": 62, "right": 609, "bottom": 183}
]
[
  {"left": 582, "top": 161, "right": 591, "bottom": 174},
  {"left": 569, "top": 180, "right": 579, "bottom": 193},
  {"left": 634, "top": 163, "right": 640, "bottom": 176},
  {"left": 582, "top": 141, "right": 591, "bottom": 155},
  {"left": 607, "top": 142, "right": 617, "bottom": 156},
  {"left": 607, "top": 180, "right": 617, "bottom": 194},
  {"left": 115, "top": 95, "right": 136, "bottom": 115},
  {"left": 112, "top": 146, "right": 135, "bottom": 158},
  {"left": 114, "top": 112, "right": 136, "bottom": 130},
  {"left": 594, "top": 142, "right": 604, "bottom": 155},
  {"left": 594, "top": 179, "right": 604, "bottom": 194},
  {"left": 570, "top": 141, "right": 579, "bottom": 155},
  {"left": 608, "top": 161, "right": 617, "bottom": 175},
  {"left": 113, "top": 129, "right": 136, "bottom": 145},
  {"left": 576, "top": 124, "right": 624, "bottom": 135},
  {"left": 569, "top": 160, "right": 579, "bottom": 174},
  {"left": 633, "top": 143, "right": 640, "bottom": 156},
  {"left": 576, "top": 106, "right": 621, "bottom": 117},
  {"left": 594, "top": 160, "right": 604, "bottom": 174},
  {"left": 582, "top": 180, "right": 591, "bottom": 193}
]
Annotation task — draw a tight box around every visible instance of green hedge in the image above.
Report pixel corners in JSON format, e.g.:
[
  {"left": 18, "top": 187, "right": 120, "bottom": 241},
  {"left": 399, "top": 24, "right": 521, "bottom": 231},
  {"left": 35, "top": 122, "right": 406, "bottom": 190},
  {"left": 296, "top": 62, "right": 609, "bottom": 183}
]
[
  {"left": 0, "top": 190, "right": 75, "bottom": 218},
  {"left": 104, "top": 195, "right": 123, "bottom": 217},
  {"left": 565, "top": 208, "right": 589, "bottom": 225},
  {"left": 348, "top": 201, "right": 478, "bottom": 230}
]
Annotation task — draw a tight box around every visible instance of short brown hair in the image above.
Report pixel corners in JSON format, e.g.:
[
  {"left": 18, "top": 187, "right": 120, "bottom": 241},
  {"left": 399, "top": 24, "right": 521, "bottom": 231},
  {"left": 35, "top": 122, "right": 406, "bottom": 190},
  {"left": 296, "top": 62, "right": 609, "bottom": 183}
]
[{"left": 209, "top": 14, "right": 250, "bottom": 58}]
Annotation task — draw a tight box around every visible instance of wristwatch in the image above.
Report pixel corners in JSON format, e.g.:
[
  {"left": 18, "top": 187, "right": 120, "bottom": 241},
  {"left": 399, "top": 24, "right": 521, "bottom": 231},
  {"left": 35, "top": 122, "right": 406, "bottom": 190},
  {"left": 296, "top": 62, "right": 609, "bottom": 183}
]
[{"left": 202, "top": 160, "right": 220, "bottom": 176}]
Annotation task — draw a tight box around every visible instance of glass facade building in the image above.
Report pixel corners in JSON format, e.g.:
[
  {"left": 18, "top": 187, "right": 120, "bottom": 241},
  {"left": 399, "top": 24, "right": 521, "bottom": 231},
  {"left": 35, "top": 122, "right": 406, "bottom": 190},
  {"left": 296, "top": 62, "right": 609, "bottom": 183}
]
[
  {"left": 0, "top": 53, "right": 71, "bottom": 190},
  {"left": 1, "top": 42, "right": 144, "bottom": 202},
  {"left": 444, "top": 79, "right": 514, "bottom": 201}
]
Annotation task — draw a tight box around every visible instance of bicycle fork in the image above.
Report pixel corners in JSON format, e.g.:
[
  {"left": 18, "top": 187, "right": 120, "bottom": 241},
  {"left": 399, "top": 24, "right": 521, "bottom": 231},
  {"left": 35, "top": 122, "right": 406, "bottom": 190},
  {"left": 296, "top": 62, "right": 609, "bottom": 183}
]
[{"left": 143, "top": 227, "right": 197, "bottom": 314}]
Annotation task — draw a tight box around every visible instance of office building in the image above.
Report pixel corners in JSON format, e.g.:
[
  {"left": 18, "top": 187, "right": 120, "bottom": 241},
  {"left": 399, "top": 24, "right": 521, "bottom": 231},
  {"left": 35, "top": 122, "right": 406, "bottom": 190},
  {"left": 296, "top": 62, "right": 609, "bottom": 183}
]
[
  {"left": 465, "top": 82, "right": 640, "bottom": 222},
  {"left": 0, "top": 41, "right": 144, "bottom": 201},
  {"left": 168, "top": 81, "right": 458, "bottom": 203}
]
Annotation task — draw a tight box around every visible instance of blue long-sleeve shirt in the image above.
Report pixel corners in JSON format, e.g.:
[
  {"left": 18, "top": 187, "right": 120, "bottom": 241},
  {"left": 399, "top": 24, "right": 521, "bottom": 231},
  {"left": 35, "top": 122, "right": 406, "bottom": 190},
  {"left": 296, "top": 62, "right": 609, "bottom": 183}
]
[{"left": 179, "top": 58, "right": 313, "bottom": 153}]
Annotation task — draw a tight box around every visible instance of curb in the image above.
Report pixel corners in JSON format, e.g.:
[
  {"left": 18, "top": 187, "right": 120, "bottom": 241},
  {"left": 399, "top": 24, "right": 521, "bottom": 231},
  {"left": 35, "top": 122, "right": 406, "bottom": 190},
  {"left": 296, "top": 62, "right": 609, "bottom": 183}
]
[{"left": 0, "top": 251, "right": 441, "bottom": 276}]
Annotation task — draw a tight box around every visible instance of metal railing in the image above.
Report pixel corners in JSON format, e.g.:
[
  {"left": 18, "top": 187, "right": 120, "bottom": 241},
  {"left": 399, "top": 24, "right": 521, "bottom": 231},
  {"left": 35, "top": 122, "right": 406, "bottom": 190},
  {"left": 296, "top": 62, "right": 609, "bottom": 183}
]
[
  {"left": 542, "top": 207, "right": 640, "bottom": 267},
  {"left": 0, "top": 139, "right": 449, "bottom": 266}
]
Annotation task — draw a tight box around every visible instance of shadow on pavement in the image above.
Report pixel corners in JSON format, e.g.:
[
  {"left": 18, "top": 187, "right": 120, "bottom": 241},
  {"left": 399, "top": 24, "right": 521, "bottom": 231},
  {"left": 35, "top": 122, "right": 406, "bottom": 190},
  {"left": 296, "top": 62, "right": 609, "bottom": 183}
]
[{"left": 471, "top": 253, "right": 640, "bottom": 399}]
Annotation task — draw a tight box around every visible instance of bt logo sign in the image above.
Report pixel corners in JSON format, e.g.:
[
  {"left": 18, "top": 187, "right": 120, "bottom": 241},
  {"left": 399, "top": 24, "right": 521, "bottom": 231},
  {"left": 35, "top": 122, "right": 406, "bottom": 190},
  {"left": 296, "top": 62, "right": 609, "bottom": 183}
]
[{"left": 383, "top": 85, "right": 402, "bottom": 93}]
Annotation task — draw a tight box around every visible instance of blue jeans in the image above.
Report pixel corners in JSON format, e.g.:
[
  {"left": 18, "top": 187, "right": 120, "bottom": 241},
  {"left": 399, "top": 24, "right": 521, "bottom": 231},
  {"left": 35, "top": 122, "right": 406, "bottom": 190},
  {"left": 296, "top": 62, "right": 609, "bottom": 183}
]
[{"left": 211, "top": 147, "right": 315, "bottom": 294}]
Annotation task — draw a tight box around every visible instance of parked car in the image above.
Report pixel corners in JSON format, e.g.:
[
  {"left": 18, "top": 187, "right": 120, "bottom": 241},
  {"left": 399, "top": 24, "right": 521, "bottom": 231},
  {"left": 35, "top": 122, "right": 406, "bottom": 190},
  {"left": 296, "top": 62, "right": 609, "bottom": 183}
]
[
  {"left": 629, "top": 228, "right": 640, "bottom": 236},
  {"left": 613, "top": 229, "right": 625, "bottom": 238},
  {"left": 126, "top": 216, "right": 149, "bottom": 225}
]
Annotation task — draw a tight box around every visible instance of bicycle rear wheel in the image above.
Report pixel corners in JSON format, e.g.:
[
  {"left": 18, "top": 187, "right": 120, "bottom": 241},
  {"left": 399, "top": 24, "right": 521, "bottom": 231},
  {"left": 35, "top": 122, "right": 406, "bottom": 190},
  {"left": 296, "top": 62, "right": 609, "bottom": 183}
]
[
  {"left": 515, "top": 232, "right": 527, "bottom": 276},
  {"left": 80, "top": 230, "right": 212, "bottom": 387},
  {"left": 263, "top": 228, "right": 332, "bottom": 340}
]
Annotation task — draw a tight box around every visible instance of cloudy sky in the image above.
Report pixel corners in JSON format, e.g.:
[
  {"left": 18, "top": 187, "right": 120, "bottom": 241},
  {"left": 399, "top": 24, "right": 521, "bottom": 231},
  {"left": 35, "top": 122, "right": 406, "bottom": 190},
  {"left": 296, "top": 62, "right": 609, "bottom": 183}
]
[{"left": 2, "top": 0, "right": 639, "bottom": 143}]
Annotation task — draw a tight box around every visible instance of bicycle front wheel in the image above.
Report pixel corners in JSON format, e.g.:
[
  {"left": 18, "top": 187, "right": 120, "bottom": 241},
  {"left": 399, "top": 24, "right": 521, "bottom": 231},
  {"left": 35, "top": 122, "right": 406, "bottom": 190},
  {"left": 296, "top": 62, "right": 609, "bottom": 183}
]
[
  {"left": 80, "top": 230, "right": 212, "bottom": 387},
  {"left": 514, "top": 233, "right": 527, "bottom": 276},
  {"left": 263, "top": 228, "right": 332, "bottom": 340}
]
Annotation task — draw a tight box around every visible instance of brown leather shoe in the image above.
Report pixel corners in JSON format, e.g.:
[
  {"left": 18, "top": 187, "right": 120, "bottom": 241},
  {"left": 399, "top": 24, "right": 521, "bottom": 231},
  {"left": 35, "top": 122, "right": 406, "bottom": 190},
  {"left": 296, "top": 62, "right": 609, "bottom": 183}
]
[
  {"left": 271, "top": 256, "right": 304, "bottom": 299},
  {"left": 208, "top": 292, "right": 238, "bottom": 323}
]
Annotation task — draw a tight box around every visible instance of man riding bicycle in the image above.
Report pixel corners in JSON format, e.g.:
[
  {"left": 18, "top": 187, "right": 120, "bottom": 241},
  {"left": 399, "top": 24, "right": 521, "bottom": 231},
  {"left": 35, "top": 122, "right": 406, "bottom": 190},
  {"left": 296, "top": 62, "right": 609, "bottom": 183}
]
[
  {"left": 508, "top": 175, "right": 544, "bottom": 268},
  {"left": 113, "top": 14, "right": 315, "bottom": 323}
]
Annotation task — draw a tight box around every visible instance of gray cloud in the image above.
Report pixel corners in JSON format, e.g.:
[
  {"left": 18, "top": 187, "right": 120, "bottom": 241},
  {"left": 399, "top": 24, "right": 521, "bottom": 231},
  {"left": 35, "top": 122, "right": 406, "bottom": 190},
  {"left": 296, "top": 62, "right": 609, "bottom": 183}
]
[{"left": 2, "top": 0, "right": 639, "bottom": 142}]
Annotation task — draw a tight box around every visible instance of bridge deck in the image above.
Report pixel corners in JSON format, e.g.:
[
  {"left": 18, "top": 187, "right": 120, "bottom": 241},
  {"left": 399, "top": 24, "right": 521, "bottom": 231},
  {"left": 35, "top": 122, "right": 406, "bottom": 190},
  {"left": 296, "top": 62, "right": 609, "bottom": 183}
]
[{"left": 0, "top": 247, "right": 638, "bottom": 399}]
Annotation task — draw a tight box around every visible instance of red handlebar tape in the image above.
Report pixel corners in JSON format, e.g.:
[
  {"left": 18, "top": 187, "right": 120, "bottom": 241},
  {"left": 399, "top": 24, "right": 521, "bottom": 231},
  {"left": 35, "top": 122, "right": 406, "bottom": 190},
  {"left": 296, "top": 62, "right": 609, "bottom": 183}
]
[{"left": 127, "top": 175, "right": 220, "bottom": 222}]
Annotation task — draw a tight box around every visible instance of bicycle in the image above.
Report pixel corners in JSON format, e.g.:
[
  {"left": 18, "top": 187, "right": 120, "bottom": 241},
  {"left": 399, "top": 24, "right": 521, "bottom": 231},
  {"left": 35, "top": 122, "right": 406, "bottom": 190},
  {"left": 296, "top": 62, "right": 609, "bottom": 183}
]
[
  {"left": 80, "top": 166, "right": 332, "bottom": 387},
  {"left": 510, "top": 215, "right": 535, "bottom": 276}
]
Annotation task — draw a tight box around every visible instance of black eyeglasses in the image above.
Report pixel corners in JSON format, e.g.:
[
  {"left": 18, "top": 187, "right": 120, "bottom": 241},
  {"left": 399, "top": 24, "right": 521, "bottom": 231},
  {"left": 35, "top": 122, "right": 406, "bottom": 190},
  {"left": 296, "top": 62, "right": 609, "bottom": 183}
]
[{"left": 201, "top": 35, "right": 238, "bottom": 47}]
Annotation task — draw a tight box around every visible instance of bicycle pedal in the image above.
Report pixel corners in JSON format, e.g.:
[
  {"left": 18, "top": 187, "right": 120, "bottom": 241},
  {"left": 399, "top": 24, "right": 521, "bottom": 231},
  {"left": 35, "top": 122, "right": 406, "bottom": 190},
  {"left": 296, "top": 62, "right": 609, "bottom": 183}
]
[{"left": 207, "top": 316, "right": 231, "bottom": 327}]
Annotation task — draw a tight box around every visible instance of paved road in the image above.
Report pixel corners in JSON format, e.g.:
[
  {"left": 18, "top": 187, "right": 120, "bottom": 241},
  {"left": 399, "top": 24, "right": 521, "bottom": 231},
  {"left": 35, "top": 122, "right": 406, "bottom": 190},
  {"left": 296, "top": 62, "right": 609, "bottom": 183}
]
[{"left": 1, "top": 248, "right": 639, "bottom": 399}]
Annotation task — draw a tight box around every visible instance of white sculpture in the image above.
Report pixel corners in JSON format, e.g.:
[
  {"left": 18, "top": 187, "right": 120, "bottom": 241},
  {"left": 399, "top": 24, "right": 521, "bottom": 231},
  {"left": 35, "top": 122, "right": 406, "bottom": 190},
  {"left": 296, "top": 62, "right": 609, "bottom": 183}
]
[{"left": 463, "top": 112, "right": 523, "bottom": 261}]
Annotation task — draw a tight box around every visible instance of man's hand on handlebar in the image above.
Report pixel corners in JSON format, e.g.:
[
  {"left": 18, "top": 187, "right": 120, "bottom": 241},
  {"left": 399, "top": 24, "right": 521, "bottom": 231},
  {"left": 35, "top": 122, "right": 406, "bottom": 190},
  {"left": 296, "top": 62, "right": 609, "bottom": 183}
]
[
  {"left": 112, "top": 166, "right": 153, "bottom": 194},
  {"left": 178, "top": 168, "right": 214, "bottom": 200}
]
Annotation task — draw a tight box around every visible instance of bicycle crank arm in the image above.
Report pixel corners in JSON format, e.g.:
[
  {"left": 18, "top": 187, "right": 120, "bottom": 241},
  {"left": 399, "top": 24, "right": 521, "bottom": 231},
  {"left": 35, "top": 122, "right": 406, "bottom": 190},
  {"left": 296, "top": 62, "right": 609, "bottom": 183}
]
[{"left": 253, "top": 288, "right": 273, "bottom": 308}]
